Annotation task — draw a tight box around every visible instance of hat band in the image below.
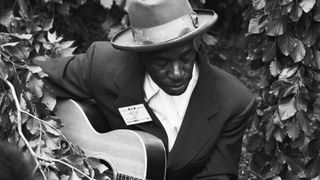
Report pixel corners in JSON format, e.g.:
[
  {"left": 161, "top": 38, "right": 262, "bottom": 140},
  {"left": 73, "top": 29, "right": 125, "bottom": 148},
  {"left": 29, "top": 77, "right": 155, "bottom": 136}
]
[{"left": 132, "top": 11, "right": 198, "bottom": 45}]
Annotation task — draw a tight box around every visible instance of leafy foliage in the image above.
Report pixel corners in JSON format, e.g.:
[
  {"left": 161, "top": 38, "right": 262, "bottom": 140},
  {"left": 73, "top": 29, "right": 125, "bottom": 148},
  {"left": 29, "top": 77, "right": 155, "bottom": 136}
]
[
  {"left": 0, "top": 0, "right": 128, "bottom": 179},
  {"left": 246, "top": 0, "right": 320, "bottom": 178}
]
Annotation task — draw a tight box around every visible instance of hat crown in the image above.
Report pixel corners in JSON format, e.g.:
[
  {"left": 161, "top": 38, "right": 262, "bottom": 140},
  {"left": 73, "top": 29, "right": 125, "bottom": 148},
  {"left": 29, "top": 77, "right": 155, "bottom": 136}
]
[{"left": 128, "top": 0, "right": 193, "bottom": 28}]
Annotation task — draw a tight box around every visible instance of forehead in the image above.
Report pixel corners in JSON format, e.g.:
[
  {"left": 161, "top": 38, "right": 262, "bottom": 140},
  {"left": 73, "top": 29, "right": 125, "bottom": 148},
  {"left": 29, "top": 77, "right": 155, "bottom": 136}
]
[{"left": 143, "top": 41, "right": 195, "bottom": 59}]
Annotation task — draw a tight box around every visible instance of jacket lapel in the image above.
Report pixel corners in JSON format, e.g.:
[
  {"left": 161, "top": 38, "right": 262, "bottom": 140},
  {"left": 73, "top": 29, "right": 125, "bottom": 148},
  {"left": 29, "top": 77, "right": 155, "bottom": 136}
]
[
  {"left": 167, "top": 56, "right": 220, "bottom": 171},
  {"left": 113, "top": 56, "right": 169, "bottom": 149}
]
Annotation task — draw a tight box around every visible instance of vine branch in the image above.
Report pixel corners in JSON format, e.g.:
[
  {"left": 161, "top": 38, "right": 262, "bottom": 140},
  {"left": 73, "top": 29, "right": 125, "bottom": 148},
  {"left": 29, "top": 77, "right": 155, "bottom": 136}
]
[{"left": 4, "top": 79, "right": 95, "bottom": 180}]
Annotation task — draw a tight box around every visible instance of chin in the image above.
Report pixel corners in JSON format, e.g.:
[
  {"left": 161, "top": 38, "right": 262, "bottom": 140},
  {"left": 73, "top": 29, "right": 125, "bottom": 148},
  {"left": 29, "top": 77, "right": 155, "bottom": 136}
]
[{"left": 164, "top": 86, "right": 188, "bottom": 96}]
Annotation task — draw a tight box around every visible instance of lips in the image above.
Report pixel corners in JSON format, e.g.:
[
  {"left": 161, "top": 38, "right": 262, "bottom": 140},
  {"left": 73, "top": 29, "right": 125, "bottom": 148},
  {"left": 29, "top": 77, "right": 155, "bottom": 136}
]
[{"left": 168, "top": 81, "right": 188, "bottom": 90}]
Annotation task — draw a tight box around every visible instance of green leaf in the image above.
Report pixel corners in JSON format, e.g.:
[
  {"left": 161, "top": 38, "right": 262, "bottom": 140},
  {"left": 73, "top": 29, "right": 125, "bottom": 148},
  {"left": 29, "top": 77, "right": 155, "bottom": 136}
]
[
  {"left": 45, "top": 117, "right": 63, "bottom": 129},
  {"left": 26, "top": 76, "right": 44, "bottom": 98},
  {"left": 265, "top": 18, "right": 285, "bottom": 36},
  {"left": 278, "top": 81, "right": 298, "bottom": 99},
  {"left": 5, "top": 46, "right": 30, "bottom": 60},
  {"left": 306, "top": 154, "right": 320, "bottom": 178},
  {"left": 296, "top": 111, "right": 310, "bottom": 135},
  {"left": 279, "top": 0, "right": 293, "bottom": 6},
  {"left": 202, "top": 33, "right": 218, "bottom": 46},
  {"left": 284, "top": 155, "right": 305, "bottom": 173},
  {"left": 290, "top": 131, "right": 305, "bottom": 149},
  {"left": 48, "top": 171, "right": 60, "bottom": 180},
  {"left": 263, "top": 41, "right": 276, "bottom": 62},
  {"left": 26, "top": 118, "right": 40, "bottom": 135},
  {"left": 0, "top": 10, "right": 14, "bottom": 28},
  {"left": 59, "top": 41, "right": 74, "bottom": 49},
  {"left": 290, "top": 40, "right": 306, "bottom": 63},
  {"left": 59, "top": 155, "right": 87, "bottom": 173},
  {"left": 43, "top": 123, "right": 60, "bottom": 137},
  {"left": 47, "top": 31, "right": 57, "bottom": 43},
  {"left": 0, "top": 59, "right": 8, "bottom": 80},
  {"left": 35, "top": 43, "right": 40, "bottom": 53},
  {"left": 114, "top": 0, "right": 126, "bottom": 7},
  {"left": 248, "top": 134, "right": 264, "bottom": 152},
  {"left": 299, "top": 0, "right": 316, "bottom": 13},
  {"left": 314, "top": 5, "right": 320, "bottom": 21},
  {"left": 270, "top": 60, "right": 281, "bottom": 77},
  {"left": 250, "top": 151, "right": 270, "bottom": 174},
  {"left": 252, "top": 0, "right": 266, "bottom": 10},
  {"left": 87, "top": 157, "right": 109, "bottom": 174},
  {"left": 313, "top": 49, "right": 320, "bottom": 69},
  {"left": 248, "top": 14, "right": 265, "bottom": 34},
  {"left": 296, "top": 93, "right": 308, "bottom": 112},
  {"left": 69, "top": 171, "right": 82, "bottom": 180},
  {"left": 27, "top": 65, "right": 42, "bottom": 74},
  {"left": 302, "top": 48, "right": 315, "bottom": 68},
  {"left": 1, "top": 42, "right": 19, "bottom": 47},
  {"left": 273, "top": 109, "right": 284, "bottom": 128},
  {"left": 29, "top": 136, "right": 41, "bottom": 148},
  {"left": 57, "top": 3, "right": 71, "bottom": 16},
  {"left": 302, "top": 29, "right": 317, "bottom": 47},
  {"left": 274, "top": 127, "right": 286, "bottom": 142},
  {"left": 308, "top": 139, "right": 320, "bottom": 157},
  {"left": 100, "top": 0, "right": 113, "bottom": 9},
  {"left": 285, "top": 171, "right": 300, "bottom": 180},
  {"left": 290, "top": 4, "right": 303, "bottom": 22},
  {"left": 279, "top": 67, "right": 298, "bottom": 80},
  {"left": 278, "top": 97, "right": 297, "bottom": 120},
  {"left": 287, "top": 120, "right": 300, "bottom": 140},
  {"left": 11, "top": 33, "right": 32, "bottom": 40},
  {"left": 41, "top": 90, "right": 56, "bottom": 111},
  {"left": 282, "top": 3, "right": 294, "bottom": 15},
  {"left": 264, "top": 138, "right": 276, "bottom": 155},
  {"left": 59, "top": 47, "right": 76, "bottom": 57},
  {"left": 44, "top": 133, "right": 61, "bottom": 151},
  {"left": 277, "top": 34, "right": 298, "bottom": 56}
]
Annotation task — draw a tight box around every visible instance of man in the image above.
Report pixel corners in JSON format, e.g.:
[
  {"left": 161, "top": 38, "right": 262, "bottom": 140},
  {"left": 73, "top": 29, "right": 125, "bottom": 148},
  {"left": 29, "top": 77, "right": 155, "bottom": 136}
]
[{"left": 36, "top": 0, "right": 255, "bottom": 179}]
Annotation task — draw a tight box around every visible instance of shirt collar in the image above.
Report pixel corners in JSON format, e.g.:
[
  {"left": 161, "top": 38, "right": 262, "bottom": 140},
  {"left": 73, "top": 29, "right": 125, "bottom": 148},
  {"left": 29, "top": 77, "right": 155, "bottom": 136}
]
[{"left": 143, "top": 62, "right": 199, "bottom": 102}]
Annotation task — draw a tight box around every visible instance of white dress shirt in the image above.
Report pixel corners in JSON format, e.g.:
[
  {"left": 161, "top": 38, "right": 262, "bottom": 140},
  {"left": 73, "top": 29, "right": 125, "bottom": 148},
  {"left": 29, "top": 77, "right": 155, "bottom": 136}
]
[{"left": 143, "top": 63, "right": 199, "bottom": 151}]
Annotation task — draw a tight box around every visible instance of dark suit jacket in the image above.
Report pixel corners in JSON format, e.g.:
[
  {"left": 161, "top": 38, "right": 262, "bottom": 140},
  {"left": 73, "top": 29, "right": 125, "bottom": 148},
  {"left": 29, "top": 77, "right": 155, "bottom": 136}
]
[{"left": 36, "top": 41, "right": 255, "bottom": 180}]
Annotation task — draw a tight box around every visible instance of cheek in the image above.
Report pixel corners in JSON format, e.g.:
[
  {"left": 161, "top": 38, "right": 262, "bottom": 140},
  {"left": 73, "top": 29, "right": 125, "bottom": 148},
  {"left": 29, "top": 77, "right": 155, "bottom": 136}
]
[
  {"left": 146, "top": 66, "right": 168, "bottom": 81},
  {"left": 184, "top": 63, "right": 194, "bottom": 76}
]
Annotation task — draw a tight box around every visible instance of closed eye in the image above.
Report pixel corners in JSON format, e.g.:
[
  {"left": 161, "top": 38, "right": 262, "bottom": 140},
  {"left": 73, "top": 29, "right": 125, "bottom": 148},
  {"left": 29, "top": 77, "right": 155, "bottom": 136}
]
[
  {"left": 155, "top": 59, "right": 168, "bottom": 67},
  {"left": 182, "top": 52, "right": 196, "bottom": 63}
]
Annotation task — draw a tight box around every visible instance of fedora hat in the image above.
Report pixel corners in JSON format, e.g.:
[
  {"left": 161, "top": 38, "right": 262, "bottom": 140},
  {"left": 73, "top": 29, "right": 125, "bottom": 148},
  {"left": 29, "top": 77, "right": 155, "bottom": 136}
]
[{"left": 111, "top": 0, "right": 218, "bottom": 52}]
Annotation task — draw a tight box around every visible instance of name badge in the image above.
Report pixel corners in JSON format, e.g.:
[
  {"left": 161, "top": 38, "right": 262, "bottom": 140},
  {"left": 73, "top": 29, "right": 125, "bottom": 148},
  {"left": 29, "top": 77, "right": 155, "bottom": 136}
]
[{"left": 118, "top": 104, "right": 152, "bottom": 125}]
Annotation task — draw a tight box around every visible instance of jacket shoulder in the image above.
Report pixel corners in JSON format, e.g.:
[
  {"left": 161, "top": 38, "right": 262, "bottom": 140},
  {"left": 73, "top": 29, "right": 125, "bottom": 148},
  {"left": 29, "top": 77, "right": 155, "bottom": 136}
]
[
  {"left": 89, "top": 41, "right": 137, "bottom": 77},
  {"left": 209, "top": 65, "right": 254, "bottom": 116}
]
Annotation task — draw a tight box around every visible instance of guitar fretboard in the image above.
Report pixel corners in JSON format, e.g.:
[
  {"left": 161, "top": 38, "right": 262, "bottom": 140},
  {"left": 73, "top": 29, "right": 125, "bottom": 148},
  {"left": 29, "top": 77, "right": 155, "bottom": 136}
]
[{"left": 116, "top": 173, "right": 148, "bottom": 180}]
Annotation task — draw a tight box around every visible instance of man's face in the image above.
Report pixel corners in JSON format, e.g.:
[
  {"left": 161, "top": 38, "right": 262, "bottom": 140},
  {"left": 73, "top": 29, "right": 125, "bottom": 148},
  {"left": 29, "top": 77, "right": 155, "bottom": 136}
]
[{"left": 140, "top": 41, "right": 196, "bottom": 96}]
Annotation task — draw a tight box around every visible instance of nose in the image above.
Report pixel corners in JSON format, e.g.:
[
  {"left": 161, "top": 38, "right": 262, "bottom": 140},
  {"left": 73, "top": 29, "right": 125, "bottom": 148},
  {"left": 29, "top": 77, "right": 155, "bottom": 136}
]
[{"left": 168, "top": 61, "right": 184, "bottom": 80}]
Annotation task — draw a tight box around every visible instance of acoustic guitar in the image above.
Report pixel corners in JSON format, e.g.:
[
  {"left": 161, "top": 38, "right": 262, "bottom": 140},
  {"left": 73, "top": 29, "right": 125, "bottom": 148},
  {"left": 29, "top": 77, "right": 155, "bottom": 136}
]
[{"left": 55, "top": 99, "right": 167, "bottom": 180}]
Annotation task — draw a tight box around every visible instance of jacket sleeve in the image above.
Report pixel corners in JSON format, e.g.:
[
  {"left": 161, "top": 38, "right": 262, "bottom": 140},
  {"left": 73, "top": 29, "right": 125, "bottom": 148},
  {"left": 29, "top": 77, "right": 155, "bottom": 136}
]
[
  {"left": 192, "top": 96, "right": 256, "bottom": 180},
  {"left": 34, "top": 43, "right": 97, "bottom": 99}
]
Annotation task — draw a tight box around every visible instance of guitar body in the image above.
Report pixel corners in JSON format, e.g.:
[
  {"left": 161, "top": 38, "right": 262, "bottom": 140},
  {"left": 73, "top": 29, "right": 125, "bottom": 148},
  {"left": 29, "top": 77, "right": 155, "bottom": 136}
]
[{"left": 55, "top": 99, "right": 167, "bottom": 180}]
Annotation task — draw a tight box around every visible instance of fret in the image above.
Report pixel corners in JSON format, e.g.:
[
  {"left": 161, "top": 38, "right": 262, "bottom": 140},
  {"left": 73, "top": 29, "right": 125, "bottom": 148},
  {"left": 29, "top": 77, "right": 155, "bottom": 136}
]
[{"left": 116, "top": 172, "right": 145, "bottom": 180}]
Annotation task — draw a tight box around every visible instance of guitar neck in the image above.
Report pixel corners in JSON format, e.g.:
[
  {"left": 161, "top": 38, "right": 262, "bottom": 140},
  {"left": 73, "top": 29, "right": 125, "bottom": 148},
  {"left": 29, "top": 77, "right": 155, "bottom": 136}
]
[{"left": 116, "top": 173, "right": 147, "bottom": 180}]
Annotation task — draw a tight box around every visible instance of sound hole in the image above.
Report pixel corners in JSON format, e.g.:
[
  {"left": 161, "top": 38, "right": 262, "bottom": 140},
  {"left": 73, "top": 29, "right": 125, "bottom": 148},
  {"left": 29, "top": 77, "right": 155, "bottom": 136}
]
[{"left": 93, "top": 159, "right": 115, "bottom": 180}]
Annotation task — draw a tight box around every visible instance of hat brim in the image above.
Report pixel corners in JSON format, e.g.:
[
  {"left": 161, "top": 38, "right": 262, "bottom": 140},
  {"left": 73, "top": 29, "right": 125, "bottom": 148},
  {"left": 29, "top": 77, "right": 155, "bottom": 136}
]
[{"left": 111, "top": 9, "right": 218, "bottom": 52}]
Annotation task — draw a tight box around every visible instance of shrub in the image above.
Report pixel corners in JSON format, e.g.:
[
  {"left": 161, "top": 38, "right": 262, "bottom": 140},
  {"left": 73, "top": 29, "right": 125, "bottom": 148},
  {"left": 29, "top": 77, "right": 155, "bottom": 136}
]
[
  {"left": 246, "top": 0, "right": 320, "bottom": 179},
  {"left": 0, "top": 0, "right": 123, "bottom": 179}
]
